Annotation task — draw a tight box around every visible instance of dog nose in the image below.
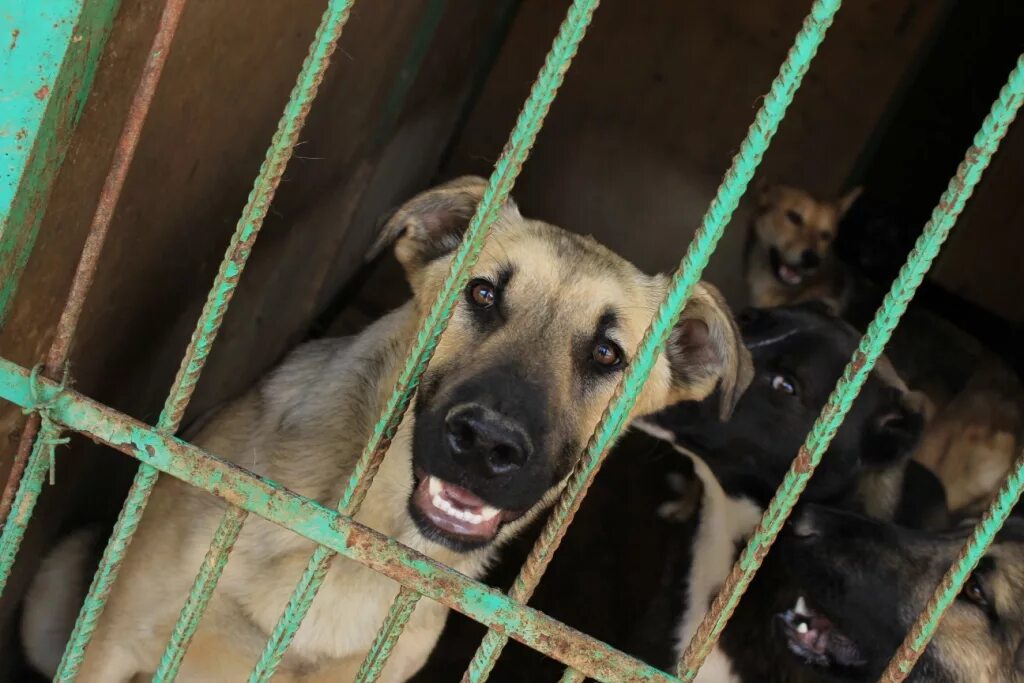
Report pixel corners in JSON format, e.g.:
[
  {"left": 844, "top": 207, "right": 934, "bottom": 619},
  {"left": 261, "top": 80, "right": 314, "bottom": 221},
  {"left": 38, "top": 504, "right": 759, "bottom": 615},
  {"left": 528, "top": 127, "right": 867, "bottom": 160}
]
[
  {"left": 445, "top": 405, "right": 530, "bottom": 477},
  {"left": 787, "top": 506, "right": 822, "bottom": 540},
  {"left": 800, "top": 249, "right": 821, "bottom": 269}
]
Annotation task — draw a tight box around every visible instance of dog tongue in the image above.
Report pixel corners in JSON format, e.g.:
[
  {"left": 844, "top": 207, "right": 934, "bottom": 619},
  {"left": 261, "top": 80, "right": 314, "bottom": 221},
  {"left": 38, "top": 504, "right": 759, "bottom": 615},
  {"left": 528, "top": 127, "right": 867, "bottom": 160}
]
[
  {"left": 778, "top": 263, "right": 803, "bottom": 285},
  {"left": 440, "top": 481, "right": 488, "bottom": 510},
  {"left": 413, "top": 475, "right": 503, "bottom": 542}
]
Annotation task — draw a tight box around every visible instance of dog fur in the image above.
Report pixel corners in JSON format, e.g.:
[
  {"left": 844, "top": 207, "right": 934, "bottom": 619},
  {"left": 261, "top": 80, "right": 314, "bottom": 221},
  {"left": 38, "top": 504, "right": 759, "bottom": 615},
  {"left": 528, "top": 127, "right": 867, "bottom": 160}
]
[
  {"left": 633, "top": 302, "right": 944, "bottom": 682},
  {"left": 21, "top": 176, "right": 751, "bottom": 682},
  {"left": 744, "top": 183, "right": 861, "bottom": 314}
]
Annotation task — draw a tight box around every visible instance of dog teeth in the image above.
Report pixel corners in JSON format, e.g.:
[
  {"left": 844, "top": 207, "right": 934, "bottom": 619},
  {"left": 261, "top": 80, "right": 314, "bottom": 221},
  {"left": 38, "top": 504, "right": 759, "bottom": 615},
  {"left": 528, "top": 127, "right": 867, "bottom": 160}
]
[
  {"left": 796, "top": 623, "right": 809, "bottom": 635},
  {"left": 431, "top": 492, "right": 486, "bottom": 525},
  {"left": 794, "top": 596, "right": 812, "bottom": 617},
  {"left": 428, "top": 476, "right": 442, "bottom": 496},
  {"left": 425, "top": 477, "right": 502, "bottom": 526}
]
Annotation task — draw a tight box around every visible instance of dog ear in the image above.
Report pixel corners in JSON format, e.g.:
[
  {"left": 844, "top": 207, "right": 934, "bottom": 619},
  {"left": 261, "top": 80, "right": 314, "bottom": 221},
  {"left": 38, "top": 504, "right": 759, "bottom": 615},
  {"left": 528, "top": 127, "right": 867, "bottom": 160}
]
[
  {"left": 666, "top": 283, "right": 754, "bottom": 420},
  {"left": 367, "top": 176, "right": 519, "bottom": 275},
  {"left": 836, "top": 186, "right": 863, "bottom": 218},
  {"left": 755, "top": 178, "right": 779, "bottom": 209}
]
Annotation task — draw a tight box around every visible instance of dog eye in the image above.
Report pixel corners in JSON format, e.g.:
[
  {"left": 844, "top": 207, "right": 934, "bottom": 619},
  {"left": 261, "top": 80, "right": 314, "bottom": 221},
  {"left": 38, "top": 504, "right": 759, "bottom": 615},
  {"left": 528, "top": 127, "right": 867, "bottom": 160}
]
[
  {"left": 467, "top": 279, "right": 496, "bottom": 308},
  {"left": 961, "top": 575, "right": 991, "bottom": 611},
  {"left": 771, "top": 374, "right": 797, "bottom": 395},
  {"left": 592, "top": 340, "right": 622, "bottom": 368},
  {"left": 785, "top": 210, "right": 804, "bottom": 226}
]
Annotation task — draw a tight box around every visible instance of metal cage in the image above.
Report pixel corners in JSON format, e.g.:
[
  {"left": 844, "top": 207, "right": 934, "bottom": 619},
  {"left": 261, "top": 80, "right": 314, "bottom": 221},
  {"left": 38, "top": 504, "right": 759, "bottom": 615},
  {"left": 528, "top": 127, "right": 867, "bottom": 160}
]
[{"left": 1, "top": 0, "right": 1022, "bottom": 681}]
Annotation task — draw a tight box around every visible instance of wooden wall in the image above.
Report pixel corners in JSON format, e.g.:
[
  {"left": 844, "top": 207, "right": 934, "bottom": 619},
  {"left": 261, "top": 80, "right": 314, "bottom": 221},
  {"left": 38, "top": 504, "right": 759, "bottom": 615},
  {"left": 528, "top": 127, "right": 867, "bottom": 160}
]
[
  {"left": 442, "top": 0, "right": 948, "bottom": 307},
  {"left": 0, "top": 1, "right": 508, "bottom": 671}
]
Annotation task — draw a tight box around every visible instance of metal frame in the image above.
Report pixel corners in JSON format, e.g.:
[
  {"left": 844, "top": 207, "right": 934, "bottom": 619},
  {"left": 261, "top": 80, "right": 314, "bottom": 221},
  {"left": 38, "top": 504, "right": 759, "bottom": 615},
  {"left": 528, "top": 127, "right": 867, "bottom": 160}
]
[{"left": 0, "top": 0, "right": 1022, "bottom": 680}]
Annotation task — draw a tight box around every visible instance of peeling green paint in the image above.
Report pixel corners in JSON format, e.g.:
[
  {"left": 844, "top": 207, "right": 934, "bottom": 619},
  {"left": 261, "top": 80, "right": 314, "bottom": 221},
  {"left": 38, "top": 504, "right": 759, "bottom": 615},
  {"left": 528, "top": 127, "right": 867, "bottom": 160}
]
[
  {"left": 153, "top": 505, "right": 248, "bottom": 682},
  {"left": 0, "top": 0, "right": 122, "bottom": 326},
  {"left": 50, "top": 1, "right": 358, "bottom": 678}
]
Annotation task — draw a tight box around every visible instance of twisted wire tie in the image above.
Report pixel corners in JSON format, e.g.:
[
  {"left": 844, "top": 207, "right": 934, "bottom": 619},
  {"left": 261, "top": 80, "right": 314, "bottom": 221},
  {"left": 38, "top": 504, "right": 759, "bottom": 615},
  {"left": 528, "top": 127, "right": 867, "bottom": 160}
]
[{"left": 22, "top": 364, "right": 71, "bottom": 485}]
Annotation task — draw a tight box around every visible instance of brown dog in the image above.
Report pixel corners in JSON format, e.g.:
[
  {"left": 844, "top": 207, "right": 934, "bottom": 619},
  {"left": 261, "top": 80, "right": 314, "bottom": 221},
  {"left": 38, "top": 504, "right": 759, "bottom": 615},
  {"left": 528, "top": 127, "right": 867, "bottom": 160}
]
[{"left": 744, "top": 182, "right": 861, "bottom": 312}]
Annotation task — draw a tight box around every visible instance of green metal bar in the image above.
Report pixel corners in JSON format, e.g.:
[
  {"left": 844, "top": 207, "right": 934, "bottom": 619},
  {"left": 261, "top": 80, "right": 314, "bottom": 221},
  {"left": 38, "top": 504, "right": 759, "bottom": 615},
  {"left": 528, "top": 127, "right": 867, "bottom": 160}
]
[
  {"left": 559, "top": 668, "right": 587, "bottom": 683},
  {"left": 463, "top": 1, "right": 843, "bottom": 680},
  {"left": 152, "top": 505, "right": 248, "bottom": 682},
  {"left": 0, "top": 418, "right": 61, "bottom": 593},
  {"left": 0, "top": 358, "right": 680, "bottom": 683},
  {"left": 0, "top": 0, "right": 121, "bottom": 326},
  {"left": 249, "top": 1, "right": 600, "bottom": 678},
  {"left": 353, "top": 587, "right": 422, "bottom": 683},
  {"left": 0, "top": 0, "right": 185, "bottom": 594},
  {"left": 881, "top": 450, "right": 1024, "bottom": 682},
  {"left": 53, "top": 1, "right": 357, "bottom": 678},
  {"left": 678, "top": 50, "right": 1024, "bottom": 682}
]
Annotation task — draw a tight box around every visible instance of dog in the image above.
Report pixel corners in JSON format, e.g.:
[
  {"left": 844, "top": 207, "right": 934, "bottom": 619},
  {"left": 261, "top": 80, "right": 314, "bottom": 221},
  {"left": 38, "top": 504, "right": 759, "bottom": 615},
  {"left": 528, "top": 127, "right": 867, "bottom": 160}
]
[
  {"left": 776, "top": 504, "right": 1024, "bottom": 682},
  {"left": 744, "top": 181, "right": 1024, "bottom": 522},
  {"left": 913, "top": 364, "right": 1024, "bottom": 518},
  {"left": 631, "top": 302, "right": 945, "bottom": 682},
  {"left": 744, "top": 183, "right": 862, "bottom": 314},
  {"left": 21, "top": 176, "right": 752, "bottom": 682}
]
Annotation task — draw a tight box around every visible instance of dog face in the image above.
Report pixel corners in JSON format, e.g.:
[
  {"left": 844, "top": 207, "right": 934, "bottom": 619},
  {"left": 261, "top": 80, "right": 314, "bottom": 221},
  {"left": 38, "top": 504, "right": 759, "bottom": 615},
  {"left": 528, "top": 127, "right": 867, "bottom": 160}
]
[
  {"left": 776, "top": 505, "right": 1024, "bottom": 682},
  {"left": 752, "top": 184, "right": 861, "bottom": 288},
  {"left": 373, "top": 176, "right": 753, "bottom": 551},
  {"left": 640, "top": 302, "right": 922, "bottom": 507}
]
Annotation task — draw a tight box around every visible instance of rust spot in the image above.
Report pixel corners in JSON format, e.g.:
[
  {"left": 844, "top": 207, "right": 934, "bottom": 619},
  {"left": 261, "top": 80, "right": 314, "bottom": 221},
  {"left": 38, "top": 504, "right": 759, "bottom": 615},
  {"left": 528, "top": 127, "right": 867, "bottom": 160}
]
[
  {"left": 9, "top": 28, "right": 18, "bottom": 51},
  {"left": 849, "top": 352, "right": 867, "bottom": 375},
  {"left": 792, "top": 446, "right": 814, "bottom": 474},
  {"left": 15, "top": 128, "right": 27, "bottom": 141},
  {"left": 34, "top": 85, "right": 50, "bottom": 101}
]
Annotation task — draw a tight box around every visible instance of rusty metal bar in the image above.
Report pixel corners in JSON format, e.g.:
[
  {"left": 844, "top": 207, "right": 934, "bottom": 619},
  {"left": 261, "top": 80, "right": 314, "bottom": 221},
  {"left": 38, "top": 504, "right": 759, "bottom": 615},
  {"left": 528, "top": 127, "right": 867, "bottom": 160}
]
[
  {"left": 152, "top": 505, "right": 249, "bottom": 682},
  {"left": 0, "top": 417, "right": 62, "bottom": 593},
  {"left": 0, "top": 0, "right": 186, "bottom": 600},
  {"left": 0, "top": 357, "right": 681, "bottom": 683},
  {"left": 53, "top": 1, "right": 357, "bottom": 678},
  {"left": 880, "top": 451, "right": 1024, "bottom": 681},
  {"left": 463, "top": 1, "right": 843, "bottom": 679},
  {"left": 679, "top": 50, "right": 1024, "bottom": 682},
  {"left": 353, "top": 587, "right": 423, "bottom": 683},
  {"left": 559, "top": 667, "right": 587, "bottom": 683},
  {"left": 0, "top": 0, "right": 185, "bottom": 529},
  {"left": 249, "top": 1, "right": 600, "bottom": 678},
  {"left": 0, "top": 0, "right": 122, "bottom": 327}
]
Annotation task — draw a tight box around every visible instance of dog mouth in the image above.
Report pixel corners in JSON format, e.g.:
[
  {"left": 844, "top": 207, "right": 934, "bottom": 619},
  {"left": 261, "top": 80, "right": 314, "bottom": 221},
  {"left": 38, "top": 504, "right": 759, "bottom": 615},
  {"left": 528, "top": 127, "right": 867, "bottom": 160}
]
[
  {"left": 777, "top": 596, "right": 866, "bottom": 670},
  {"left": 410, "top": 471, "right": 521, "bottom": 546},
  {"left": 769, "top": 247, "right": 807, "bottom": 286}
]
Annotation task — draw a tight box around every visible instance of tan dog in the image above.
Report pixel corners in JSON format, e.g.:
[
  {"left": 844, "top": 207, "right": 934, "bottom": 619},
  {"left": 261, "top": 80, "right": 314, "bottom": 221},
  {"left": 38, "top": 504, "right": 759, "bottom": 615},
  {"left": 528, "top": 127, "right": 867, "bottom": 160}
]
[
  {"left": 914, "top": 365, "right": 1024, "bottom": 518},
  {"left": 22, "top": 176, "right": 752, "bottom": 682},
  {"left": 744, "top": 182, "right": 862, "bottom": 312}
]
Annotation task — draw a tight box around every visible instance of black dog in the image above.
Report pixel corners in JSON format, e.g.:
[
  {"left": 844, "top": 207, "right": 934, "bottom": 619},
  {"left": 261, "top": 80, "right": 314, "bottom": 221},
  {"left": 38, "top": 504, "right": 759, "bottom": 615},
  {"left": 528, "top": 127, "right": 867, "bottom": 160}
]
[
  {"left": 630, "top": 302, "right": 948, "bottom": 680},
  {"left": 776, "top": 505, "right": 1024, "bottom": 682}
]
